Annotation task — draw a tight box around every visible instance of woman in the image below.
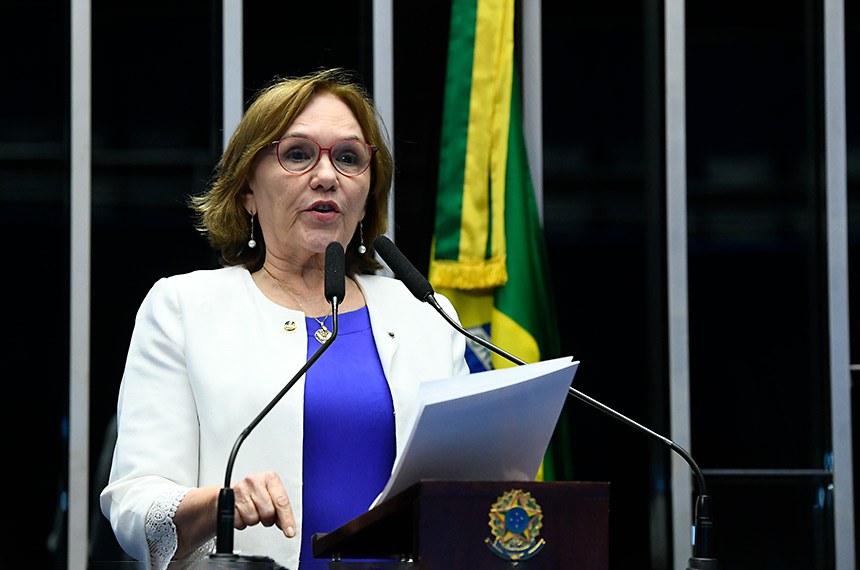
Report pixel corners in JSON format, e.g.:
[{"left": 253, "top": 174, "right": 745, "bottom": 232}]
[{"left": 100, "top": 68, "right": 469, "bottom": 569}]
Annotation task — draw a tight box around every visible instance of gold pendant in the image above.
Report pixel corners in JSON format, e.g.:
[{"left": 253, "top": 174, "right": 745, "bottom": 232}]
[{"left": 314, "top": 325, "right": 331, "bottom": 344}]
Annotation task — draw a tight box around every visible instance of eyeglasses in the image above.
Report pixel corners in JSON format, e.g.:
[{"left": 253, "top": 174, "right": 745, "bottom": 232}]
[{"left": 269, "top": 137, "right": 376, "bottom": 177}]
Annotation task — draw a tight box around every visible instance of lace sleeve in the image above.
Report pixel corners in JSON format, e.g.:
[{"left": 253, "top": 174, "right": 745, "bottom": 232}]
[{"left": 145, "top": 488, "right": 215, "bottom": 569}]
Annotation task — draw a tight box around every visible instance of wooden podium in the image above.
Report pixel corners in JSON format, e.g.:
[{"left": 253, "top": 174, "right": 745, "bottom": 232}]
[{"left": 312, "top": 480, "right": 609, "bottom": 569}]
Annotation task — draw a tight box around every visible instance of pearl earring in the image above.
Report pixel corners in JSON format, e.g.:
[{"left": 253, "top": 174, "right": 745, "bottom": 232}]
[
  {"left": 357, "top": 222, "right": 367, "bottom": 254},
  {"left": 248, "top": 213, "right": 257, "bottom": 248}
]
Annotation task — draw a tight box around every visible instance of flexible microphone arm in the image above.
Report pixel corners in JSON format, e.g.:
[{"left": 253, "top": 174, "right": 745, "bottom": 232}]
[
  {"left": 424, "top": 292, "right": 715, "bottom": 567},
  {"left": 373, "top": 235, "right": 718, "bottom": 569},
  {"left": 212, "top": 242, "right": 346, "bottom": 559}
]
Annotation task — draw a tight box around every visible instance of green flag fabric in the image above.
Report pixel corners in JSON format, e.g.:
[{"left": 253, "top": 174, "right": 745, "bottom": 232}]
[{"left": 429, "top": 0, "right": 572, "bottom": 481}]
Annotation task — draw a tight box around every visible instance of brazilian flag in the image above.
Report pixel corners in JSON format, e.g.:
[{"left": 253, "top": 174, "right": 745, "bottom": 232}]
[{"left": 429, "top": 0, "right": 572, "bottom": 481}]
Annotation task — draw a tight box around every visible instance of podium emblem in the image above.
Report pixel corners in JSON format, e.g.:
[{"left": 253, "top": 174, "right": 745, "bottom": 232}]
[{"left": 485, "top": 489, "right": 545, "bottom": 561}]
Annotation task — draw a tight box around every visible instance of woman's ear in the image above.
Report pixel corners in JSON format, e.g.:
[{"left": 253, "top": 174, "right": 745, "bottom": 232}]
[{"left": 240, "top": 187, "right": 256, "bottom": 215}]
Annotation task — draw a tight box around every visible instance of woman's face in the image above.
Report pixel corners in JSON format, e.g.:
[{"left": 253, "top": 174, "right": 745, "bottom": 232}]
[{"left": 245, "top": 91, "right": 370, "bottom": 263}]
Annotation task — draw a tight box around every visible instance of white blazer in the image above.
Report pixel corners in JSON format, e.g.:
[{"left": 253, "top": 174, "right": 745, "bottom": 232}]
[{"left": 100, "top": 266, "right": 469, "bottom": 569}]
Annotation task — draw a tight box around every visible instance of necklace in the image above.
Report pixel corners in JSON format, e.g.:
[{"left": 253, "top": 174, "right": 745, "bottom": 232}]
[{"left": 262, "top": 266, "right": 332, "bottom": 344}]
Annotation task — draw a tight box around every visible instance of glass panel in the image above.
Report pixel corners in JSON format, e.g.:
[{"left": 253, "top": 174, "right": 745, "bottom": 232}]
[
  {"left": 541, "top": 3, "right": 665, "bottom": 567},
  {"left": 687, "top": 0, "right": 835, "bottom": 567},
  {"left": 0, "top": 0, "right": 71, "bottom": 566},
  {"left": 243, "top": 2, "right": 374, "bottom": 94},
  {"left": 391, "top": 2, "right": 451, "bottom": 272},
  {"left": 89, "top": 0, "right": 220, "bottom": 562},
  {"left": 707, "top": 476, "right": 834, "bottom": 569},
  {"left": 687, "top": 0, "right": 829, "bottom": 469}
]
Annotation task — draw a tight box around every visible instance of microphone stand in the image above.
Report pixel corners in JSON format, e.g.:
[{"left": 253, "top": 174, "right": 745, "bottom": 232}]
[
  {"left": 372, "top": 234, "right": 717, "bottom": 567},
  {"left": 209, "top": 296, "right": 341, "bottom": 568},
  {"left": 422, "top": 293, "right": 718, "bottom": 569}
]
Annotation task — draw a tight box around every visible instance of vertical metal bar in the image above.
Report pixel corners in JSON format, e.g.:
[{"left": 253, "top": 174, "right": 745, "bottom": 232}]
[
  {"left": 223, "top": 0, "right": 243, "bottom": 150},
  {"left": 664, "top": 1, "right": 692, "bottom": 568},
  {"left": 823, "top": 0, "right": 855, "bottom": 568},
  {"left": 373, "top": 0, "right": 395, "bottom": 245},
  {"left": 69, "top": 0, "right": 91, "bottom": 567},
  {"left": 521, "top": 0, "right": 543, "bottom": 222}
]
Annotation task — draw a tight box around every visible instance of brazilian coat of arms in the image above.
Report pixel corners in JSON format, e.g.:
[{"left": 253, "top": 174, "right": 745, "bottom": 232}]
[{"left": 485, "top": 489, "right": 546, "bottom": 561}]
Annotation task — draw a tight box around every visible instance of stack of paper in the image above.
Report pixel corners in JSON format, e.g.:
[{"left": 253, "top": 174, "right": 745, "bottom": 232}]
[{"left": 371, "top": 357, "right": 580, "bottom": 508}]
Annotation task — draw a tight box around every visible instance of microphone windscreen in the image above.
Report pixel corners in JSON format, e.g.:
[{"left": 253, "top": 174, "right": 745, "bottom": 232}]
[
  {"left": 373, "top": 235, "right": 435, "bottom": 301},
  {"left": 325, "top": 242, "right": 346, "bottom": 302}
]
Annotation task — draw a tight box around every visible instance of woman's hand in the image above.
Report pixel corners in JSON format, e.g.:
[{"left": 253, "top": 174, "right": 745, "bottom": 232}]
[
  {"left": 232, "top": 470, "right": 296, "bottom": 537},
  {"left": 173, "top": 472, "right": 296, "bottom": 560}
]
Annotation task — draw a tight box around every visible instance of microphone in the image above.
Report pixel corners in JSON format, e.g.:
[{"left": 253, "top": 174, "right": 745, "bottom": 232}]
[
  {"left": 372, "top": 235, "right": 718, "bottom": 570},
  {"left": 210, "top": 242, "right": 346, "bottom": 567},
  {"left": 372, "top": 235, "right": 529, "bottom": 364},
  {"left": 325, "top": 241, "right": 346, "bottom": 303}
]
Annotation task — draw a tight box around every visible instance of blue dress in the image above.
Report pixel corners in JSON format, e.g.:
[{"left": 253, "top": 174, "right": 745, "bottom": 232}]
[{"left": 299, "top": 307, "right": 395, "bottom": 568}]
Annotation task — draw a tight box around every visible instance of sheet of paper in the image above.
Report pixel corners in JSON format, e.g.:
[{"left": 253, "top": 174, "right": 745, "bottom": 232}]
[{"left": 370, "top": 356, "right": 579, "bottom": 508}]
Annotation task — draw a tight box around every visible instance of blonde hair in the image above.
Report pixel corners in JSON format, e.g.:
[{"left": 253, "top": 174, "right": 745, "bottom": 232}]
[{"left": 188, "top": 68, "right": 393, "bottom": 275}]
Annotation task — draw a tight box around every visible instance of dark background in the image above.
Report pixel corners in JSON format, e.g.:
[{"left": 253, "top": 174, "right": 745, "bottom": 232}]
[{"left": 0, "top": 1, "right": 857, "bottom": 568}]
